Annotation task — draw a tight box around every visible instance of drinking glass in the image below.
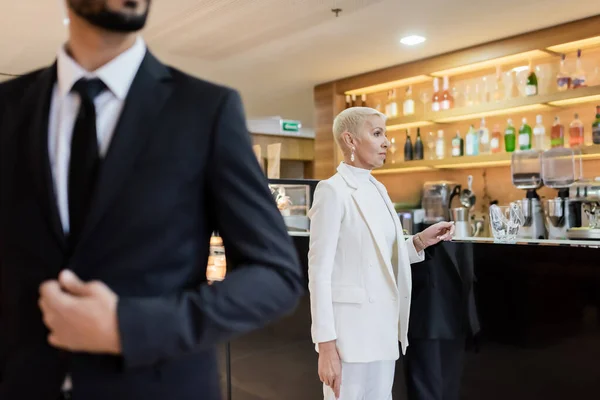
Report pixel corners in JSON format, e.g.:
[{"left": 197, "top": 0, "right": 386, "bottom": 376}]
[{"left": 489, "top": 203, "right": 524, "bottom": 243}]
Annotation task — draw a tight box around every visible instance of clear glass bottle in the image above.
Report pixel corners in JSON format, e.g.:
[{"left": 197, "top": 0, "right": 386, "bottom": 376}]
[
  {"left": 493, "top": 66, "right": 505, "bottom": 102},
  {"left": 572, "top": 49, "right": 587, "bottom": 89},
  {"left": 431, "top": 78, "right": 441, "bottom": 112},
  {"left": 556, "top": 53, "right": 571, "bottom": 92},
  {"left": 479, "top": 118, "right": 491, "bottom": 154},
  {"left": 441, "top": 76, "right": 454, "bottom": 110},
  {"left": 403, "top": 86, "right": 415, "bottom": 116},
  {"left": 389, "top": 89, "right": 399, "bottom": 118},
  {"left": 569, "top": 113, "right": 584, "bottom": 147},
  {"left": 491, "top": 124, "right": 503, "bottom": 153},
  {"left": 466, "top": 125, "right": 479, "bottom": 156},
  {"left": 510, "top": 70, "right": 521, "bottom": 98},
  {"left": 533, "top": 114, "right": 546, "bottom": 151},
  {"left": 435, "top": 130, "right": 445, "bottom": 160}
]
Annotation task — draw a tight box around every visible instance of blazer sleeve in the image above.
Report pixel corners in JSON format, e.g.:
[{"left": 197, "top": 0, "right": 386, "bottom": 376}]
[
  {"left": 307, "top": 181, "right": 342, "bottom": 344},
  {"left": 405, "top": 235, "right": 425, "bottom": 264},
  {"left": 117, "top": 89, "right": 304, "bottom": 369}
]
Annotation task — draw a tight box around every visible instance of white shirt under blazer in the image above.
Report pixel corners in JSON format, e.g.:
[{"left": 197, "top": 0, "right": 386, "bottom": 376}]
[{"left": 308, "top": 162, "right": 424, "bottom": 363}]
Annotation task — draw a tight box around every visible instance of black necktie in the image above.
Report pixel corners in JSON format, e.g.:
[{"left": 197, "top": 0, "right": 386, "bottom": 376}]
[{"left": 68, "top": 78, "right": 106, "bottom": 246}]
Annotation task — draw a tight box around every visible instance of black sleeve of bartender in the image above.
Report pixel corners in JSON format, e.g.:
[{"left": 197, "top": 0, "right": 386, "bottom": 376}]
[{"left": 116, "top": 89, "right": 304, "bottom": 369}]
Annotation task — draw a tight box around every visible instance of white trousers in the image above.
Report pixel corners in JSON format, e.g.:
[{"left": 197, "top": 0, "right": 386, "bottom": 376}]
[{"left": 323, "top": 360, "right": 396, "bottom": 400}]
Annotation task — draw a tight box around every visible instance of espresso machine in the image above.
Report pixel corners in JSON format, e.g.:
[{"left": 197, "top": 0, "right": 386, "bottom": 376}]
[
  {"left": 541, "top": 148, "right": 578, "bottom": 240},
  {"left": 567, "top": 178, "right": 600, "bottom": 240},
  {"left": 511, "top": 150, "right": 547, "bottom": 239},
  {"left": 421, "top": 181, "right": 462, "bottom": 226}
]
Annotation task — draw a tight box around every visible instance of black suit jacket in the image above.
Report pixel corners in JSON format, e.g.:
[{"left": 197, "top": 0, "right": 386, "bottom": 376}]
[
  {"left": 0, "top": 51, "right": 303, "bottom": 400},
  {"left": 408, "top": 241, "right": 480, "bottom": 340}
]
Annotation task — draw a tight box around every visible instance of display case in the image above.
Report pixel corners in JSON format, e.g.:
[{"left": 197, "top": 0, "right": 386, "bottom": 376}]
[{"left": 268, "top": 179, "right": 319, "bottom": 233}]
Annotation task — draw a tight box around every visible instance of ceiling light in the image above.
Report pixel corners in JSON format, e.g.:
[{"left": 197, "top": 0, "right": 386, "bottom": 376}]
[{"left": 400, "top": 35, "right": 426, "bottom": 46}]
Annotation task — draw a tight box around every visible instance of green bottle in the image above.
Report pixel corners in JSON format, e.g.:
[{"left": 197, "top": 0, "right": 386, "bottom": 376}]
[
  {"left": 519, "top": 117, "right": 533, "bottom": 150},
  {"left": 593, "top": 105, "right": 600, "bottom": 145},
  {"left": 505, "top": 118, "right": 516, "bottom": 153}
]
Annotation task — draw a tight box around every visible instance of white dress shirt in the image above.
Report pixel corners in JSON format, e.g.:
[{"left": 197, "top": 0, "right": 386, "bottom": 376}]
[
  {"left": 50, "top": 37, "right": 146, "bottom": 392},
  {"left": 48, "top": 36, "right": 146, "bottom": 234}
]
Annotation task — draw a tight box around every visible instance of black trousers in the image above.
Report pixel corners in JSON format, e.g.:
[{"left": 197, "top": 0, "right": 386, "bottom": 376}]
[{"left": 403, "top": 338, "right": 465, "bottom": 400}]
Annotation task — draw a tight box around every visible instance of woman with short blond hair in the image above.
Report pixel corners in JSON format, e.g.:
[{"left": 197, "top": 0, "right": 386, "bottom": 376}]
[{"left": 308, "top": 107, "right": 454, "bottom": 399}]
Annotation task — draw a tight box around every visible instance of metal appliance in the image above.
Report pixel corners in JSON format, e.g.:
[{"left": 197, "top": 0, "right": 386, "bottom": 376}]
[
  {"left": 567, "top": 178, "right": 600, "bottom": 240},
  {"left": 511, "top": 150, "right": 547, "bottom": 239},
  {"left": 421, "top": 181, "right": 462, "bottom": 226},
  {"left": 396, "top": 208, "right": 426, "bottom": 235},
  {"left": 541, "top": 147, "right": 579, "bottom": 239},
  {"left": 450, "top": 207, "right": 484, "bottom": 238}
]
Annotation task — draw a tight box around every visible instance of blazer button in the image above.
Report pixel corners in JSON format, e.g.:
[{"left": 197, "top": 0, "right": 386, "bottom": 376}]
[{"left": 369, "top": 297, "right": 375, "bottom": 303}]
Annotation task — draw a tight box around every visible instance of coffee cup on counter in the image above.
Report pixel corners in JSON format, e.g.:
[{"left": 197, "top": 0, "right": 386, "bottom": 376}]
[{"left": 450, "top": 207, "right": 481, "bottom": 239}]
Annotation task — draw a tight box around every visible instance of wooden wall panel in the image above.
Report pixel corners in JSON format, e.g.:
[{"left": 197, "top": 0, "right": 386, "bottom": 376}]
[{"left": 314, "top": 83, "right": 337, "bottom": 179}]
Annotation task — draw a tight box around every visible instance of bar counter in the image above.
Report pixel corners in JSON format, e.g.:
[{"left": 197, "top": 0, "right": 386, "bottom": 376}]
[{"left": 221, "top": 234, "right": 600, "bottom": 400}]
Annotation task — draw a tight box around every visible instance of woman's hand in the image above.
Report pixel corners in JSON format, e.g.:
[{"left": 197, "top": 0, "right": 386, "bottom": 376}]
[
  {"left": 318, "top": 341, "right": 342, "bottom": 398},
  {"left": 416, "top": 221, "right": 455, "bottom": 250}
]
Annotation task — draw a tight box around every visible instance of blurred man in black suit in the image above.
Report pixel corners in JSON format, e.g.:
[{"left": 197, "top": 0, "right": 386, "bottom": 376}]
[{"left": 403, "top": 241, "right": 480, "bottom": 400}]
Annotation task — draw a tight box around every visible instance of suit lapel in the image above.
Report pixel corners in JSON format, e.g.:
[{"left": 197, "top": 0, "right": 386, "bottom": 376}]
[
  {"left": 25, "top": 64, "right": 67, "bottom": 250},
  {"left": 76, "top": 51, "right": 173, "bottom": 248}
]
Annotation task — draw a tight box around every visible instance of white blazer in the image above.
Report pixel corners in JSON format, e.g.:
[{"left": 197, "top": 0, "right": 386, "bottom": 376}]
[{"left": 308, "top": 162, "right": 424, "bottom": 363}]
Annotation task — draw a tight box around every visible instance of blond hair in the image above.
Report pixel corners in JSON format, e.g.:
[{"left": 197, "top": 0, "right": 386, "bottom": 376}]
[{"left": 332, "top": 107, "right": 387, "bottom": 149}]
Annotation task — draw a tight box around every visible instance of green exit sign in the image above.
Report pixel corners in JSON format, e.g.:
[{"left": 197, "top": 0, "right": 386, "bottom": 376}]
[{"left": 281, "top": 120, "right": 301, "bottom": 132}]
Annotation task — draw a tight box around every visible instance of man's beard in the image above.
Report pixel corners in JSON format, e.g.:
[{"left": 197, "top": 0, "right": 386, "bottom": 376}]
[{"left": 68, "top": 0, "right": 151, "bottom": 33}]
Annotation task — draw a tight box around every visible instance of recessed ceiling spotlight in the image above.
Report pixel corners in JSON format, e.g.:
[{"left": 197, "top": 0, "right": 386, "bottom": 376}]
[{"left": 400, "top": 35, "right": 426, "bottom": 46}]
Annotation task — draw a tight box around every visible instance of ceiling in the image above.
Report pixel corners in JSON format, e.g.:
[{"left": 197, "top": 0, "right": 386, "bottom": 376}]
[{"left": 1, "top": 0, "right": 599, "bottom": 128}]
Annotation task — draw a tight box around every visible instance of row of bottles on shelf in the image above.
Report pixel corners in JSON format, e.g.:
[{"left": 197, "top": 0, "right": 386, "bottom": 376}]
[
  {"left": 345, "top": 48, "right": 595, "bottom": 119},
  {"left": 399, "top": 105, "right": 600, "bottom": 162}
]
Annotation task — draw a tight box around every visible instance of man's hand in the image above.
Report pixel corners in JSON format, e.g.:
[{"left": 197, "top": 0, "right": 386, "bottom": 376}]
[
  {"left": 38, "top": 270, "right": 121, "bottom": 354},
  {"left": 318, "top": 341, "right": 342, "bottom": 399}
]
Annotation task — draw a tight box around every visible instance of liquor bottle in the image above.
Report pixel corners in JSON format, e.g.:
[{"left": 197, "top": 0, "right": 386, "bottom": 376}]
[
  {"left": 569, "top": 113, "right": 584, "bottom": 147},
  {"left": 414, "top": 128, "right": 424, "bottom": 160},
  {"left": 431, "top": 78, "right": 441, "bottom": 112},
  {"left": 351, "top": 94, "right": 357, "bottom": 107},
  {"left": 441, "top": 76, "right": 454, "bottom": 110},
  {"left": 491, "top": 124, "right": 502, "bottom": 153},
  {"left": 404, "top": 130, "right": 413, "bottom": 161},
  {"left": 510, "top": 70, "right": 520, "bottom": 98},
  {"left": 389, "top": 89, "right": 399, "bottom": 118},
  {"left": 403, "top": 86, "right": 415, "bottom": 116},
  {"left": 572, "top": 49, "right": 587, "bottom": 89},
  {"left": 518, "top": 118, "right": 532, "bottom": 151},
  {"left": 479, "top": 118, "right": 490, "bottom": 154},
  {"left": 361, "top": 94, "right": 367, "bottom": 107},
  {"left": 505, "top": 118, "right": 516, "bottom": 153},
  {"left": 550, "top": 116, "right": 565, "bottom": 148},
  {"left": 493, "top": 66, "right": 505, "bottom": 102},
  {"left": 593, "top": 106, "right": 600, "bottom": 145},
  {"left": 556, "top": 53, "right": 571, "bottom": 92},
  {"left": 451, "top": 131, "right": 464, "bottom": 157},
  {"left": 533, "top": 115, "right": 546, "bottom": 151},
  {"left": 435, "top": 130, "right": 445, "bottom": 160},
  {"left": 345, "top": 95, "right": 352, "bottom": 109},
  {"left": 465, "top": 125, "right": 479, "bottom": 156},
  {"left": 525, "top": 60, "right": 538, "bottom": 96},
  {"left": 384, "top": 91, "right": 391, "bottom": 117}
]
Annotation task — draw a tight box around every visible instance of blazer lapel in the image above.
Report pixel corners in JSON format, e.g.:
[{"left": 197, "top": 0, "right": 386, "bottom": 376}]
[
  {"left": 76, "top": 51, "right": 173, "bottom": 248},
  {"left": 337, "top": 163, "right": 397, "bottom": 287},
  {"left": 25, "top": 64, "right": 67, "bottom": 250}
]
